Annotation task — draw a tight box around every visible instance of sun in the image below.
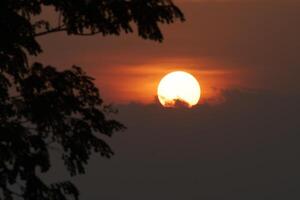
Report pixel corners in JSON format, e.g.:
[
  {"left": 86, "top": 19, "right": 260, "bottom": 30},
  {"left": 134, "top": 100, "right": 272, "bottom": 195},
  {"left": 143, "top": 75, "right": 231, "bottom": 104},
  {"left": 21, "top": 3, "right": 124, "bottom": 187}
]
[{"left": 157, "top": 71, "right": 201, "bottom": 108}]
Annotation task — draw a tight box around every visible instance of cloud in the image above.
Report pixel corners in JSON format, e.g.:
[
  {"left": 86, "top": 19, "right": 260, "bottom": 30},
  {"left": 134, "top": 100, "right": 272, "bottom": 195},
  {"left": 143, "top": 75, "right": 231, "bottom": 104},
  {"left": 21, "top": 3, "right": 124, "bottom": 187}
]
[
  {"left": 34, "top": 1, "right": 300, "bottom": 199},
  {"left": 56, "top": 89, "right": 300, "bottom": 200}
]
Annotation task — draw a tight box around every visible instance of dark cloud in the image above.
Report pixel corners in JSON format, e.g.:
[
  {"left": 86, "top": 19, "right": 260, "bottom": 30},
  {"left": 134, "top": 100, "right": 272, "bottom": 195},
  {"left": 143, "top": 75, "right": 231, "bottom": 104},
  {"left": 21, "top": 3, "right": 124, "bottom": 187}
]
[
  {"left": 36, "top": 1, "right": 300, "bottom": 199},
  {"left": 23, "top": 0, "right": 300, "bottom": 199},
  {"left": 48, "top": 90, "right": 299, "bottom": 200}
]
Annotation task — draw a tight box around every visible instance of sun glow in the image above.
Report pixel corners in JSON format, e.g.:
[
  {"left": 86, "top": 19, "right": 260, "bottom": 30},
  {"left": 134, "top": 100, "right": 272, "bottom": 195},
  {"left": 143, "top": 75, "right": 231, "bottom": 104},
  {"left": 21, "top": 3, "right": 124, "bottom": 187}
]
[{"left": 157, "top": 71, "right": 201, "bottom": 108}]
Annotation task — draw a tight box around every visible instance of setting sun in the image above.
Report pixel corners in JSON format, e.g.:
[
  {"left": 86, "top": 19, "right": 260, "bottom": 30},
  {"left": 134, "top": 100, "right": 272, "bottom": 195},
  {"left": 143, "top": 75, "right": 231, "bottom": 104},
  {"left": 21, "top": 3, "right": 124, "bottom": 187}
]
[{"left": 157, "top": 71, "right": 201, "bottom": 108}]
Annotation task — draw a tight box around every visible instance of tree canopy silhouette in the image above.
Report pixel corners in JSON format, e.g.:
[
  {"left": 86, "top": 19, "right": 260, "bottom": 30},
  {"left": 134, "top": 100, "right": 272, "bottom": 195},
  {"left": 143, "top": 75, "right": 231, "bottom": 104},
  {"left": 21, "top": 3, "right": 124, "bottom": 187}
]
[{"left": 0, "top": 0, "right": 184, "bottom": 200}]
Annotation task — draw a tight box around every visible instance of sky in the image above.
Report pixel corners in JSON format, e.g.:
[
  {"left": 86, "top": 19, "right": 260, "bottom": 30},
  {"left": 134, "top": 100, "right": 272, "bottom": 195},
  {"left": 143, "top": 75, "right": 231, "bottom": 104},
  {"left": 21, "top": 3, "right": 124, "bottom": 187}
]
[
  {"left": 37, "top": 0, "right": 300, "bottom": 104},
  {"left": 38, "top": 0, "right": 300, "bottom": 199},
  {"left": 46, "top": 90, "right": 300, "bottom": 200}
]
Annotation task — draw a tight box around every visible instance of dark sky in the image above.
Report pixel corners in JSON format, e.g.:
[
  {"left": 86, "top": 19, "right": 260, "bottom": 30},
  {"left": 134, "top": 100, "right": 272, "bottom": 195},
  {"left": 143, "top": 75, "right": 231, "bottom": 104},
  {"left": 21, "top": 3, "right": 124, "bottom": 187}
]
[
  {"left": 45, "top": 90, "right": 300, "bottom": 199},
  {"left": 39, "top": 0, "right": 300, "bottom": 199}
]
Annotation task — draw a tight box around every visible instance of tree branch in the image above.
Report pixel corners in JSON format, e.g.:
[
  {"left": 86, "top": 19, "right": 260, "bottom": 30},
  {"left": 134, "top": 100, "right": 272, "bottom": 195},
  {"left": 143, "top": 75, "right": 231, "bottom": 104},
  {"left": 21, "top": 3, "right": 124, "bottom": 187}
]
[
  {"left": 34, "top": 26, "right": 102, "bottom": 37},
  {"left": 34, "top": 26, "right": 67, "bottom": 37}
]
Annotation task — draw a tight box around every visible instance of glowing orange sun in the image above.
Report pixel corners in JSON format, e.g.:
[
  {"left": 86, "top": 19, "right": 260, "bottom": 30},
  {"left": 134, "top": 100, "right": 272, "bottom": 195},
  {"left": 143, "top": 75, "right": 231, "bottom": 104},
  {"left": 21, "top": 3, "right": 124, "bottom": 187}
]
[{"left": 157, "top": 71, "right": 201, "bottom": 108}]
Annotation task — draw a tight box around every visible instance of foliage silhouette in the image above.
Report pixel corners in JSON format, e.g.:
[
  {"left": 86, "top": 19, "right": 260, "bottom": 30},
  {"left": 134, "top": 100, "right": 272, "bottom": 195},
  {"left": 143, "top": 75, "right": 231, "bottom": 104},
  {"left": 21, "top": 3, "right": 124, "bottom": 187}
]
[{"left": 0, "top": 0, "right": 184, "bottom": 199}]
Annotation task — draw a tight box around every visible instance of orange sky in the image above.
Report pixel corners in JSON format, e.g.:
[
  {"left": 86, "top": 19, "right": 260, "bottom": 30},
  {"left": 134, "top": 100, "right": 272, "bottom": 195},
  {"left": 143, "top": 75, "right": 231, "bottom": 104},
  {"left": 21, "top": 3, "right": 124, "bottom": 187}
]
[
  {"left": 36, "top": 0, "right": 300, "bottom": 104},
  {"left": 30, "top": 2, "right": 300, "bottom": 199},
  {"left": 82, "top": 56, "right": 241, "bottom": 104}
]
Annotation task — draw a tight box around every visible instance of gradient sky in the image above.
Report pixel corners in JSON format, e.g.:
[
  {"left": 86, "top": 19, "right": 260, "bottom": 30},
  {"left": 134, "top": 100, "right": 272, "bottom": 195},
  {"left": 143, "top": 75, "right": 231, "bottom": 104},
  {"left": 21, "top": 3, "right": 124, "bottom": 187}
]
[
  {"left": 38, "top": 1, "right": 300, "bottom": 199},
  {"left": 36, "top": 0, "right": 300, "bottom": 104}
]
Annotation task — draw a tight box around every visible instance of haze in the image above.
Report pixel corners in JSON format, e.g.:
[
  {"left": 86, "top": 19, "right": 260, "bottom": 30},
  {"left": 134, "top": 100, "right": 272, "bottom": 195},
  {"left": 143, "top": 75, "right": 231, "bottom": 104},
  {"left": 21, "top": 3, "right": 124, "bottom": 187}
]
[{"left": 38, "top": 0, "right": 300, "bottom": 199}]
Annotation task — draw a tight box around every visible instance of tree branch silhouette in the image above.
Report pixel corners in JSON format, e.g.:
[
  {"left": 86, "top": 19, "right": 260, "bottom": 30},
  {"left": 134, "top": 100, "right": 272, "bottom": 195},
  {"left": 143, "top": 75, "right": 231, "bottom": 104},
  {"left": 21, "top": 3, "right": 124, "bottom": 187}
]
[
  {"left": 0, "top": 0, "right": 184, "bottom": 199},
  {"left": 34, "top": 26, "right": 67, "bottom": 37},
  {"left": 35, "top": 29, "right": 106, "bottom": 37}
]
